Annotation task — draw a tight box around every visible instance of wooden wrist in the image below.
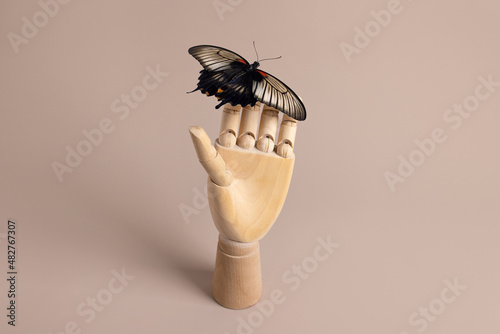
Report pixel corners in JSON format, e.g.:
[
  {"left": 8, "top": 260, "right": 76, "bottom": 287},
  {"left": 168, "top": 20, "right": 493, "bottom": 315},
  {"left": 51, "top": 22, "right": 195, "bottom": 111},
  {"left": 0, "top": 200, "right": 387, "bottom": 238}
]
[{"left": 212, "top": 234, "right": 262, "bottom": 309}]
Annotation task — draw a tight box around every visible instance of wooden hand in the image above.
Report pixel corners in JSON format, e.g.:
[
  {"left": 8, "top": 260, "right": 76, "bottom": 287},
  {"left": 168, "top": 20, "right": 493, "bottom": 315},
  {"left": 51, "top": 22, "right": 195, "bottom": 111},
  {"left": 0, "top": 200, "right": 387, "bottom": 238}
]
[
  {"left": 188, "top": 102, "right": 298, "bottom": 309},
  {"left": 189, "top": 103, "right": 298, "bottom": 242}
]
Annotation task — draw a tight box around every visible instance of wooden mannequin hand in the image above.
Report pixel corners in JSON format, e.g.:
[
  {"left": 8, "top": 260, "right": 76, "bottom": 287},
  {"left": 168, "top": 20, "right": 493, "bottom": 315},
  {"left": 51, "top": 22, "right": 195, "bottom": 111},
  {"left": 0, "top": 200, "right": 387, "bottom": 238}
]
[{"left": 189, "top": 103, "right": 298, "bottom": 243}]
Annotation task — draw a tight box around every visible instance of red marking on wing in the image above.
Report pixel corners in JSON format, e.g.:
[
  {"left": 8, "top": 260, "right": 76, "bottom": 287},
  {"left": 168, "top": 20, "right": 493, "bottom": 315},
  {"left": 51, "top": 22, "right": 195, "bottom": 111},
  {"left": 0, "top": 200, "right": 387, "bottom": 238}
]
[
  {"left": 257, "top": 70, "right": 268, "bottom": 77},
  {"left": 237, "top": 59, "right": 246, "bottom": 64}
]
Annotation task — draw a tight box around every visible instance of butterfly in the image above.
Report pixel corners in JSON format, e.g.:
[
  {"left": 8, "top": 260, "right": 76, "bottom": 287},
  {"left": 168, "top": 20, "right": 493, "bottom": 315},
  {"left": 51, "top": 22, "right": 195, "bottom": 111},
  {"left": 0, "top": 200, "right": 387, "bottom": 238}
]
[{"left": 188, "top": 45, "right": 306, "bottom": 121}]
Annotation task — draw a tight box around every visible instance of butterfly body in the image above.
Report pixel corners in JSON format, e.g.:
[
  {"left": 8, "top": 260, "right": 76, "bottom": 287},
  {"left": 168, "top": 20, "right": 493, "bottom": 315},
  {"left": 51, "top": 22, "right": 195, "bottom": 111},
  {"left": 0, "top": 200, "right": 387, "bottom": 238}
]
[{"left": 188, "top": 45, "right": 306, "bottom": 121}]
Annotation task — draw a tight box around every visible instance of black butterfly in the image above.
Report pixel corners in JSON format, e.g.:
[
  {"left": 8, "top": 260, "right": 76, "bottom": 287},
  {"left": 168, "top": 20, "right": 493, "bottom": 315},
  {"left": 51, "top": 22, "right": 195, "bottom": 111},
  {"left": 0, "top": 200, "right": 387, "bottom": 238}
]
[{"left": 188, "top": 45, "right": 306, "bottom": 121}]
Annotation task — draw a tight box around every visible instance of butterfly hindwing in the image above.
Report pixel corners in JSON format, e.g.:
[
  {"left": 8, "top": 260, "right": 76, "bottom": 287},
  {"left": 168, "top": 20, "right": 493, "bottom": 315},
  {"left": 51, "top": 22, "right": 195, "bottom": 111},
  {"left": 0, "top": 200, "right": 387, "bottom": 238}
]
[
  {"left": 214, "top": 73, "right": 259, "bottom": 109},
  {"left": 196, "top": 67, "right": 245, "bottom": 97}
]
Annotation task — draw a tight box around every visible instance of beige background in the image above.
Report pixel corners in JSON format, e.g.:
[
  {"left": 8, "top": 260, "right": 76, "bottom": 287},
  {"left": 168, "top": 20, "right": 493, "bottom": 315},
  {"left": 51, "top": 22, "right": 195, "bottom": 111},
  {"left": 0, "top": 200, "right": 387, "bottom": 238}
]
[{"left": 1, "top": 0, "right": 499, "bottom": 333}]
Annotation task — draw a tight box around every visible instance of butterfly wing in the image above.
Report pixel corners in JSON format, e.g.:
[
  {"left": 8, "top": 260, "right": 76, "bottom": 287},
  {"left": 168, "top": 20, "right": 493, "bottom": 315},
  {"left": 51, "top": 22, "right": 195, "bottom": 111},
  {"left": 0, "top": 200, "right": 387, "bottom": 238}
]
[
  {"left": 188, "top": 45, "right": 249, "bottom": 72},
  {"left": 213, "top": 73, "right": 259, "bottom": 109},
  {"left": 188, "top": 45, "right": 250, "bottom": 97},
  {"left": 251, "top": 70, "right": 306, "bottom": 121}
]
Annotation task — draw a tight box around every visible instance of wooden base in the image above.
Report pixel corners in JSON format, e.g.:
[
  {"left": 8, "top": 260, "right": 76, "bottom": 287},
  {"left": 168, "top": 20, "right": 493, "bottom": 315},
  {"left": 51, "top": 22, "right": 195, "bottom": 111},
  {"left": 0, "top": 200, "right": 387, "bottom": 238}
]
[{"left": 212, "top": 234, "right": 262, "bottom": 309}]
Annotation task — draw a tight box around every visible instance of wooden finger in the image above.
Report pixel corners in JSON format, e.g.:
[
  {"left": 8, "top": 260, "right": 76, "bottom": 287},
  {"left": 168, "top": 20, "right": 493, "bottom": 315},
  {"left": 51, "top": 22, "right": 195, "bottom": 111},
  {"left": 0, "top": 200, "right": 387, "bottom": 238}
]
[
  {"left": 256, "top": 105, "right": 279, "bottom": 153},
  {"left": 218, "top": 104, "right": 241, "bottom": 147},
  {"left": 237, "top": 102, "right": 261, "bottom": 149},
  {"left": 276, "top": 115, "right": 297, "bottom": 158},
  {"left": 189, "top": 126, "right": 233, "bottom": 187}
]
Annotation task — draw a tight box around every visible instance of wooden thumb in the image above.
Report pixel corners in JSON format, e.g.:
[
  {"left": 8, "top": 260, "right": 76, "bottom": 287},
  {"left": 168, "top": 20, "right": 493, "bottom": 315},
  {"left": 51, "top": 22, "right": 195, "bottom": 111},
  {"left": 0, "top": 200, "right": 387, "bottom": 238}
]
[{"left": 189, "top": 126, "right": 233, "bottom": 187}]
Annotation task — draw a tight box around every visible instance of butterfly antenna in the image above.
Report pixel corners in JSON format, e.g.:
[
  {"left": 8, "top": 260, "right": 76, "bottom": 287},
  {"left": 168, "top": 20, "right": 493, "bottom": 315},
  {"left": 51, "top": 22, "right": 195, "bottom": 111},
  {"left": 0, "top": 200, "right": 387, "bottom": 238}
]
[
  {"left": 258, "top": 55, "right": 282, "bottom": 62},
  {"left": 253, "top": 41, "right": 259, "bottom": 61},
  {"left": 253, "top": 41, "right": 281, "bottom": 62}
]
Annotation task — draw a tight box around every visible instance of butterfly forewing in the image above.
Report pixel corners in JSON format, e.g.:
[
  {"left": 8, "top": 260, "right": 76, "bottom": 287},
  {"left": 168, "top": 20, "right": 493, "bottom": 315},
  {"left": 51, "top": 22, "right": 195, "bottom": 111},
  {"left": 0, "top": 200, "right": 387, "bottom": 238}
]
[
  {"left": 188, "top": 45, "right": 249, "bottom": 72},
  {"left": 252, "top": 71, "right": 306, "bottom": 121}
]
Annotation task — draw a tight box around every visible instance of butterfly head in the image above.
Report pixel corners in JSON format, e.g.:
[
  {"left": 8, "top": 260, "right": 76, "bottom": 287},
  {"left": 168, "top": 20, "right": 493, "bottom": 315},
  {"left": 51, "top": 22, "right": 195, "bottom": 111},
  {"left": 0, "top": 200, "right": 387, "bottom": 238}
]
[{"left": 249, "top": 61, "right": 260, "bottom": 70}]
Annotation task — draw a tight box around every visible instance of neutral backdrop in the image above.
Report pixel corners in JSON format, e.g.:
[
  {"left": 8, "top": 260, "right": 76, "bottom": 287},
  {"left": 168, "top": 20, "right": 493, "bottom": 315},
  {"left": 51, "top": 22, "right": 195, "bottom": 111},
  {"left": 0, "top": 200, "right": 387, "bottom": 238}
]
[{"left": 1, "top": 0, "right": 499, "bottom": 333}]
